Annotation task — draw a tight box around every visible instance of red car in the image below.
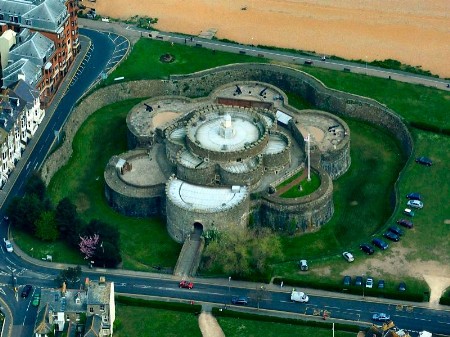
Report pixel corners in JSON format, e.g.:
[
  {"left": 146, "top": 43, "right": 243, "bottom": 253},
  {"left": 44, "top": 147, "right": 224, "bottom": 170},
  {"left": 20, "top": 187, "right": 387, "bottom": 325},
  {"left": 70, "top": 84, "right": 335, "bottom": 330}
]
[
  {"left": 396, "top": 219, "right": 413, "bottom": 228},
  {"left": 179, "top": 280, "right": 194, "bottom": 289}
]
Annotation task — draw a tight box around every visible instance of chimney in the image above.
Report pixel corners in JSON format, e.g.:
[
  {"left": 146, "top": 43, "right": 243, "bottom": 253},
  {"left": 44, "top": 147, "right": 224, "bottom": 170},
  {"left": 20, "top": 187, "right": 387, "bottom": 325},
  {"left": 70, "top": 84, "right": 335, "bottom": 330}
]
[
  {"left": 61, "top": 282, "right": 66, "bottom": 296},
  {"left": 99, "top": 276, "right": 106, "bottom": 286}
]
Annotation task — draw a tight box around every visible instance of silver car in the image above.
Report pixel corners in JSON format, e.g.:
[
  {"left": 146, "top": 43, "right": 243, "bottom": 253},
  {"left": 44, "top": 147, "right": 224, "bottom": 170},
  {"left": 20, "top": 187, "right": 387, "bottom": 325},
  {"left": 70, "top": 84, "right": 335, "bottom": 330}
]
[
  {"left": 407, "top": 200, "right": 423, "bottom": 209},
  {"left": 372, "top": 312, "right": 390, "bottom": 322}
]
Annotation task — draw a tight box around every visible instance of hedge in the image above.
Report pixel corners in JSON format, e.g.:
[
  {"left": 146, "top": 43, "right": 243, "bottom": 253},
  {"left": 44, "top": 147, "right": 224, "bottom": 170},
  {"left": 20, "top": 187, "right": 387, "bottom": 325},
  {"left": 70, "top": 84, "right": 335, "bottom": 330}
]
[
  {"left": 439, "top": 287, "right": 450, "bottom": 305},
  {"left": 116, "top": 295, "right": 202, "bottom": 313},
  {"left": 272, "top": 277, "right": 429, "bottom": 302},
  {"left": 212, "top": 307, "right": 361, "bottom": 333}
]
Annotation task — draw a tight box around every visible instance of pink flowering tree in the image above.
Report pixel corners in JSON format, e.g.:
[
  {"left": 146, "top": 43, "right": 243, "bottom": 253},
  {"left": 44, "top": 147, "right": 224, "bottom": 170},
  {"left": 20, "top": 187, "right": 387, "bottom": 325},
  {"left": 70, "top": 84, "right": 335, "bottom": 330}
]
[{"left": 79, "top": 234, "right": 100, "bottom": 260}]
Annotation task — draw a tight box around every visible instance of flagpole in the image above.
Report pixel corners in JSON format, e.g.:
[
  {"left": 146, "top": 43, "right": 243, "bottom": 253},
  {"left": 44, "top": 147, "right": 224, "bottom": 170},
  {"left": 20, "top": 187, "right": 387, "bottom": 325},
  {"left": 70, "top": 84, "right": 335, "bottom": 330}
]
[{"left": 307, "top": 133, "right": 311, "bottom": 181}]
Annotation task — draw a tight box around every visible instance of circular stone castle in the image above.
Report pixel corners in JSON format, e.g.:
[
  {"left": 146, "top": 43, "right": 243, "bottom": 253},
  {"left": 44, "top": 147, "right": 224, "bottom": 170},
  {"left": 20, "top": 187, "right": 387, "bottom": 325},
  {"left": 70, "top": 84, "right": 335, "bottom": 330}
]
[{"left": 104, "top": 81, "right": 350, "bottom": 243}]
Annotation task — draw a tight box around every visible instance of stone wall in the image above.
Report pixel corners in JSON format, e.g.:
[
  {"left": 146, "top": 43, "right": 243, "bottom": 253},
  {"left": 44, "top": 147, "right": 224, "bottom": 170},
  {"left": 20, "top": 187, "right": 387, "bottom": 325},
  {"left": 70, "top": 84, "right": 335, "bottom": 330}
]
[
  {"left": 262, "top": 131, "right": 291, "bottom": 172},
  {"left": 103, "top": 150, "right": 165, "bottom": 217},
  {"left": 253, "top": 166, "right": 334, "bottom": 232},
  {"left": 166, "top": 185, "right": 250, "bottom": 243},
  {"left": 219, "top": 157, "right": 264, "bottom": 187}
]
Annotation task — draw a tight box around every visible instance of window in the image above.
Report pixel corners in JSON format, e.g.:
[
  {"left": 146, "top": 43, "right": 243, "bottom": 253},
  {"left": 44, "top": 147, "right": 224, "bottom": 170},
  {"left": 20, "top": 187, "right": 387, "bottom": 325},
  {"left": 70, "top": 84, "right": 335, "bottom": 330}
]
[
  {"left": 89, "top": 307, "right": 93, "bottom": 313},
  {"left": 100, "top": 305, "right": 105, "bottom": 311}
]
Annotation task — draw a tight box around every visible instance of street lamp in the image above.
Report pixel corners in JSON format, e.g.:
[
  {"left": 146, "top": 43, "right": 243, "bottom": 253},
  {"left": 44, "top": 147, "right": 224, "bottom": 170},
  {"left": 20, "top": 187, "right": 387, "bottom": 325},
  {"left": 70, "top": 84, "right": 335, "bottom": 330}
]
[
  {"left": 365, "top": 56, "right": 368, "bottom": 75},
  {"left": 228, "top": 276, "right": 231, "bottom": 296},
  {"left": 362, "top": 274, "right": 365, "bottom": 298}
]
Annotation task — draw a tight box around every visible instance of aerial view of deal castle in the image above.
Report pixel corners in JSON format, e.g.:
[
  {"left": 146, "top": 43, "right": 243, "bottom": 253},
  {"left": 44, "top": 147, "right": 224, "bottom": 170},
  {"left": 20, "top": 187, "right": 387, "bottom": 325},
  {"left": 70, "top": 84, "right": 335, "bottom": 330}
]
[
  {"left": 0, "top": 0, "right": 448, "bottom": 336},
  {"left": 104, "top": 80, "right": 350, "bottom": 241}
]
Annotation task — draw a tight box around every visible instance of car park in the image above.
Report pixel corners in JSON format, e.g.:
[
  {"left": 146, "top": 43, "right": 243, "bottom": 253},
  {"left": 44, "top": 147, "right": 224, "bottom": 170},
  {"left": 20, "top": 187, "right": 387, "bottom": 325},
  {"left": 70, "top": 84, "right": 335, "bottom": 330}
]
[
  {"left": 21, "top": 284, "right": 32, "bottom": 298},
  {"left": 388, "top": 226, "right": 404, "bottom": 236},
  {"left": 298, "top": 259, "right": 308, "bottom": 271},
  {"left": 179, "top": 280, "right": 194, "bottom": 289},
  {"left": 407, "top": 200, "right": 423, "bottom": 209},
  {"left": 359, "top": 244, "right": 374, "bottom": 255},
  {"left": 398, "top": 282, "right": 407, "bottom": 292},
  {"left": 372, "top": 313, "right": 391, "bottom": 322},
  {"left": 406, "top": 192, "right": 422, "bottom": 201},
  {"left": 415, "top": 156, "right": 432, "bottom": 166},
  {"left": 32, "top": 292, "right": 41, "bottom": 307},
  {"left": 403, "top": 208, "right": 415, "bottom": 217},
  {"left": 3, "top": 238, "right": 13, "bottom": 253},
  {"left": 383, "top": 231, "right": 400, "bottom": 242},
  {"left": 366, "top": 277, "right": 373, "bottom": 288},
  {"left": 355, "top": 276, "right": 363, "bottom": 286},
  {"left": 231, "top": 296, "right": 248, "bottom": 305},
  {"left": 397, "top": 219, "right": 413, "bottom": 228},
  {"left": 342, "top": 252, "right": 354, "bottom": 262},
  {"left": 372, "top": 238, "right": 389, "bottom": 250},
  {"left": 343, "top": 276, "right": 351, "bottom": 287},
  {"left": 377, "top": 280, "right": 385, "bottom": 289}
]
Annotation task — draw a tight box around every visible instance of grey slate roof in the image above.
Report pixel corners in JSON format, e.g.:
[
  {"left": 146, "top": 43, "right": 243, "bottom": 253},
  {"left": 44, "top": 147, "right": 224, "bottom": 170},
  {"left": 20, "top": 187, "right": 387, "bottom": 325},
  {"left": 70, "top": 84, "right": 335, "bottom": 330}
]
[
  {"left": 87, "top": 282, "right": 111, "bottom": 306},
  {"left": 33, "top": 303, "right": 53, "bottom": 335},
  {"left": 2, "top": 57, "right": 41, "bottom": 87},
  {"left": 0, "top": 0, "right": 68, "bottom": 32},
  {"left": 10, "top": 30, "right": 54, "bottom": 65},
  {"left": 40, "top": 288, "right": 87, "bottom": 313},
  {"left": 0, "top": 94, "right": 21, "bottom": 132},
  {"left": 8, "top": 79, "right": 39, "bottom": 110},
  {"left": 84, "top": 314, "right": 102, "bottom": 337}
]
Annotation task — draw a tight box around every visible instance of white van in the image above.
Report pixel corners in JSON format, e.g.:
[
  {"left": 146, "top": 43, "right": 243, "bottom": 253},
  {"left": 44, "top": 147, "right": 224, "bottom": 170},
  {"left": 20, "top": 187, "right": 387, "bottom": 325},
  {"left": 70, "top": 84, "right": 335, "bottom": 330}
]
[{"left": 291, "top": 289, "right": 309, "bottom": 303}]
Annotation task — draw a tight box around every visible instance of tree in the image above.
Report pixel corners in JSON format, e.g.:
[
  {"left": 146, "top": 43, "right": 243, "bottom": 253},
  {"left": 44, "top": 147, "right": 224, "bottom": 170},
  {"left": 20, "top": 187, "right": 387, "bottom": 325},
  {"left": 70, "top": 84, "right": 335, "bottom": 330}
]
[
  {"left": 25, "top": 173, "right": 47, "bottom": 201},
  {"left": 55, "top": 198, "right": 83, "bottom": 247},
  {"left": 7, "top": 194, "right": 44, "bottom": 233},
  {"left": 202, "top": 227, "right": 283, "bottom": 279},
  {"left": 79, "top": 234, "right": 100, "bottom": 260},
  {"left": 54, "top": 266, "right": 82, "bottom": 287},
  {"left": 93, "top": 241, "right": 122, "bottom": 268},
  {"left": 35, "top": 211, "right": 58, "bottom": 241},
  {"left": 82, "top": 220, "right": 120, "bottom": 249}
]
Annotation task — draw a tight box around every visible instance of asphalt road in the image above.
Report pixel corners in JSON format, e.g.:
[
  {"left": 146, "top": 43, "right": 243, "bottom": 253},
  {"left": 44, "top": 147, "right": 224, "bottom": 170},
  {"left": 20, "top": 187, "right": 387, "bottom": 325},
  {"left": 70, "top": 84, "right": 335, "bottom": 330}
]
[{"left": 0, "top": 24, "right": 448, "bottom": 337}]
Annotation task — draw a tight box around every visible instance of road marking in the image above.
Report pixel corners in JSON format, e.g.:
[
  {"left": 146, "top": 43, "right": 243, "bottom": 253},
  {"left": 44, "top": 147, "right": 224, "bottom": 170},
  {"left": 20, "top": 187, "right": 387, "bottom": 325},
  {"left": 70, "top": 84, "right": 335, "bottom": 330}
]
[{"left": 0, "top": 288, "right": 5, "bottom": 295}]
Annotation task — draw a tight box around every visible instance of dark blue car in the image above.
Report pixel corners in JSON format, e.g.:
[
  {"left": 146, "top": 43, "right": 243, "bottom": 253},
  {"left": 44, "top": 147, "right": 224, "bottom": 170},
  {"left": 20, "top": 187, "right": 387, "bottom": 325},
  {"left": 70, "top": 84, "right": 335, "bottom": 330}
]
[
  {"left": 372, "top": 238, "right": 389, "bottom": 250},
  {"left": 406, "top": 192, "right": 422, "bottom": 201}
]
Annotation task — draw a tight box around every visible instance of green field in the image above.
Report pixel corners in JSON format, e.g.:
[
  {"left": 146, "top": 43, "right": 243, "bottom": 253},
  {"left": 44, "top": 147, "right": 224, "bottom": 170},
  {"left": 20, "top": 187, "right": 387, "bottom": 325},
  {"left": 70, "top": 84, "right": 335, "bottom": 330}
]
[
  {"left": 114, "top": 304, "right": 202, "bottom": 337},
  {"left": 217, "top": 317, "right": 355, "bottom": 337}
]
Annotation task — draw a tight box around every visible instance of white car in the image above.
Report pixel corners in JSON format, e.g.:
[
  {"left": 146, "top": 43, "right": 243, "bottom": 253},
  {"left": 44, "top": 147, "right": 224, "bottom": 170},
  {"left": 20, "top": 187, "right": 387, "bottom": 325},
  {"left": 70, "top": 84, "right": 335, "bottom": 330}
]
[
  {"left": 366, "top": 277, "right": 374, "bottom": 288},
  {"left": 342, "top": 252, "right": 354, "bottom": 262},
  {"left": 3, "top": 238, "right": 13, "bottom": 253},
  {"left": 407, "top": 200, "right": 423, "bottom": 209}
]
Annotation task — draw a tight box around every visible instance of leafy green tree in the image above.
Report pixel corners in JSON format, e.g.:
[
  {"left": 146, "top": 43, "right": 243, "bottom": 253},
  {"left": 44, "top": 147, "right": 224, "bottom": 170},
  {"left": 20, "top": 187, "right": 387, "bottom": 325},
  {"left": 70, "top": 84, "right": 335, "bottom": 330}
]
[
  {"left": 93, "top": 241, "right": 122, "bottom": 268},
  {"left": 35, "top": 211, "right": 58, "bottom": 241},
  {"left": 55, "top": 198, "right": 83, "bottom": 247},
  {"left": 54, "top": 266, "right": 82, "bottom": 287},
  {"left": 82, "top": 219, "right": 120, "bottom": 248},
  {"left": 7, "top": 194, "right": 44, "bottom": 233},
  {"left": 203, "top": 227, "right": 283, "bottom": 279},
  {"left": 25, "top": 173, "right": 47, "bottom": 201}
]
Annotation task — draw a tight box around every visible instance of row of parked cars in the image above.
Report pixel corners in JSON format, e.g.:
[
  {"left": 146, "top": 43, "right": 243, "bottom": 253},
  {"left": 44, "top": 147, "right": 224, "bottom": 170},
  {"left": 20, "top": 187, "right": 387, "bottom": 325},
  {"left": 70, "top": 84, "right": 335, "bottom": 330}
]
[{"left": 343, "top": 275, "right": 406, "bottom": 292}]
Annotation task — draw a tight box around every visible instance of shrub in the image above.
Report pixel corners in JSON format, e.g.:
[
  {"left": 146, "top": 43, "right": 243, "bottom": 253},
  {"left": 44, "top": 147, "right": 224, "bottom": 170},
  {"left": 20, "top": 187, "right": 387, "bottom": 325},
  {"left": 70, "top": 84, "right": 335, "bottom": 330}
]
[{"left": 116, "top": 296, "right": 202, "bottom": 313}]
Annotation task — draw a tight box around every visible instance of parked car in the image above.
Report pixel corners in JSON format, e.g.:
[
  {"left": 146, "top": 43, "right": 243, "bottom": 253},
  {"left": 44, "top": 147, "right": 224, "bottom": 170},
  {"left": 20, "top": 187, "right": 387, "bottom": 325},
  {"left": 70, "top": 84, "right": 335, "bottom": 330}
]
[
  {"left": 3, "top": 238, "right": 13, "bottom": 253},
  {"left": 298, "top": 259, "right": 308, "bottom": 271},
  {"left": 406, "top": 192, "right": 422, "bottom": 201},
  {"left": 372, "top": 238, "right": 389, "bottom": 250},
  {"left": 415, "top": 156, "right": 432, "bottom": 166},
  {"left": 377, "top": 280, "right": 385, "bottom": 289},
  {"left": 373, "top": 313, "right": 391, "bottom": 322},
  {"left": 383, "top": 231, "right": 400, "bottom": 242},
  {"left": 231, "top": 296, "right": 248, "bottom": 305},
  {"left": 366, "top": 277, "right": 374, "bottom": 288},
  {"left": 343, "top": 276, "right": 351, "bottom": 287},
  {"left": 398, "top": 282, "right": 407, "bottom": 292},
  {"left": 342, "top": 252, "right": 354, "bottom": 262},
  {"left": 21, "top": 284, "right": 32, "bottom": 298},
  {"left": 388, "top": 226, "right": 404, "bottom": 236},
  {"left": 407, "top": 200, "right": 423, "bottom": 209},
  {"left": 179, "top": 280, "right": 194, "bottom": 289},
  {"left": 397, "top": 219, "right": 413, "bottom": 228},
  {"left": 32, "top": 291, "right": 41, "bottom": 307},
  {"left": 355, "top": 276, "right": 363, "bottom": 286},
  {"left": 403, "top": 208, "right": 415, "bottom": 217},
  {"left": 359, "top": 244, "right": 375, "bottom": 255}
]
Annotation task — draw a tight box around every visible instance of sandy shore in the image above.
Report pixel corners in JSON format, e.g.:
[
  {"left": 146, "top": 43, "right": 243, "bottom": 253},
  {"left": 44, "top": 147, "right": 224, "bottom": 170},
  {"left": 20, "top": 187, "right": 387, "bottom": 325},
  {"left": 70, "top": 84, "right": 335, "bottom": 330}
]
[{"left": 90, "top": 0, "right": 450, "bottom": 77}]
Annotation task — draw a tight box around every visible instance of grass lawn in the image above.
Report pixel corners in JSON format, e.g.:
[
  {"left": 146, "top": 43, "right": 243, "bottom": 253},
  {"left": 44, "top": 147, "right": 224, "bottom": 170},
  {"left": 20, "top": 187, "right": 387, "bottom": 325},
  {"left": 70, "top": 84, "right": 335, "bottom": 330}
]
[
  {"left": 276, "top": 170, "right": 303, "bottom": 189},
  {"left": 104, "top": 38, "right": 269, "bottom": 84},
  {"left": 279, "top": 171, "right": 320, "bottom": 198},
  {"left": 217, "top": 316, "right": 355, "bottom": 337},
  {"left": 114, "top": 304, "right": 202, "bottom": 337}
]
